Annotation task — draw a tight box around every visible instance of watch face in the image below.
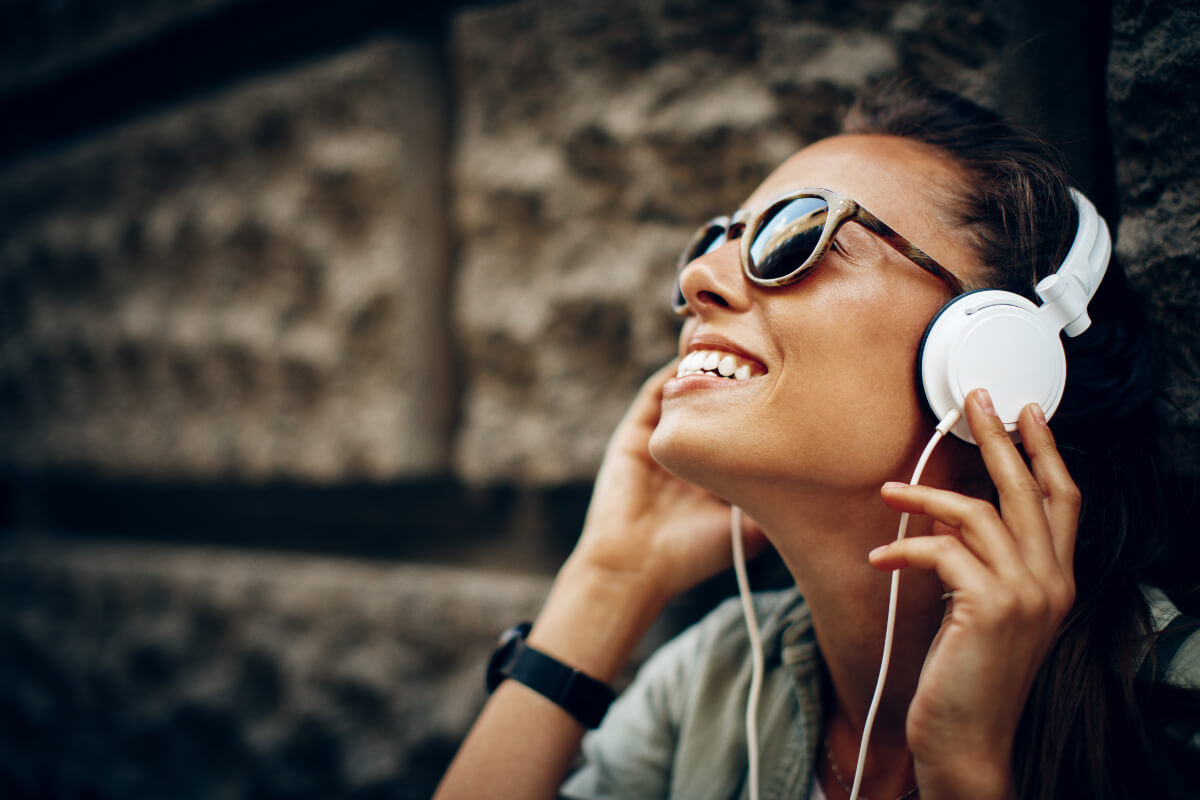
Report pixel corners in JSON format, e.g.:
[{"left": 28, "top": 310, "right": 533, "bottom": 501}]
[
  {"left": 485, "top": 623, "right": 531, "bottom": 694},
  {"left": 496, "top": 624, "right": 528, "bottom": 649}
]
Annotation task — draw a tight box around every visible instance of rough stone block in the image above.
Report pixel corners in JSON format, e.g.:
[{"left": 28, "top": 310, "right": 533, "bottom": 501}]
[
  {"left": 0, "top": 537, "right": 552, "bottom": 799},
  {"left": 449, "top": 0, "right": 1011, "bottom": 485},
  {"left": 0, "top": 39, "right": 454, "bottom": 482},
  {"left": 1109, "top": 0, "right": 1200, "bottom": 474}
]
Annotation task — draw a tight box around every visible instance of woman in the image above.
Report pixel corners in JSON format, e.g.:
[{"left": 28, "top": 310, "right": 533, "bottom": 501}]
[{"left": 435, "top": 83, "right": 1199, "bottom": 799}]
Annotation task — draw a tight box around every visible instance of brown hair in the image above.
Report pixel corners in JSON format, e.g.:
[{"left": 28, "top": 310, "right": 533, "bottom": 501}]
[{"left": 843, "top": 79, "right": 1199, "bottom": 799}]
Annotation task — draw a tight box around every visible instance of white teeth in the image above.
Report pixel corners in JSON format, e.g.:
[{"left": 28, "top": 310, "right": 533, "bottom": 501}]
[{"left": 675, "top": 349, "right": 763, "bottom": 381}]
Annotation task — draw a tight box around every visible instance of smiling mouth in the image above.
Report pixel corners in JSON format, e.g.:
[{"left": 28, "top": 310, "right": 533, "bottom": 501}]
[{"left": 675, "top": 349, "right": 766, "bottom": 381}]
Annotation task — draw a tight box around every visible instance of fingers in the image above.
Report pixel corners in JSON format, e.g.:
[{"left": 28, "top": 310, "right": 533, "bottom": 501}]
[
  {"left": 962, "top": 391, "right": 1054, "bottom": 562},
  {"left": 616, "top": 359, "right": 679, "bottom": 435},
  {"left": 874, "top": 389, "right": 1079, "bottom": 619},
  {"left": 880, "top": 482, "right": 1022, "bottom": 575},
  {"left": 1015, "top": 402, "right": 1081, "bottom": 572},
  {"left": 963, "top": 390, "right": 1079, "bottom": 580},
  {"left": 638, "top": 358, "right": 679, "bottom": 408},
  {"left": 868, "top": 535, "right": 1068, "bottom": 632},
  {"left": 869, "top": 534, "right": 994, "bottom": 592}
]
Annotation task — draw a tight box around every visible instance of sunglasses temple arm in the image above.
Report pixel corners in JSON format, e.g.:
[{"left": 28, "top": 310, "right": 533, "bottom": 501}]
[{"left": 854, "top": 210, "right": 968, "bottom": 296}]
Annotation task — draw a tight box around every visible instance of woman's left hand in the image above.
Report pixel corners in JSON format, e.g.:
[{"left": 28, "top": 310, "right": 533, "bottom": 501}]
[{"left": 869, "top": 388, "right": 1080, "bottom": 800}]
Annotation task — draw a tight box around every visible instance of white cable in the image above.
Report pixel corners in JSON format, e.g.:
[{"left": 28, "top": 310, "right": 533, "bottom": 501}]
[
  {"left": 848, "top": 408, "right": 961, "bottom": 800},
  {"left": 731, "top": 505, "right": 764, "bottom": 800}
]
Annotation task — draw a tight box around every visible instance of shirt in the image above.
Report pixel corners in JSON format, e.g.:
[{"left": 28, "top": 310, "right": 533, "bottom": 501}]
[{"left": 560, "top": 585, "right": 1200, "bottom": 799}]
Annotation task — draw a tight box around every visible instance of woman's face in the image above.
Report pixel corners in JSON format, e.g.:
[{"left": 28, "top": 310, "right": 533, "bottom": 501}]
[{"left": 650, "top": 134, "right": 985, "bottom": 501}]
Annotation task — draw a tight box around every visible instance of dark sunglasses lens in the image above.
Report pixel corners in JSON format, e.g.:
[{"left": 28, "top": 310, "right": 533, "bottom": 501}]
[
  {"left": 690, "top": 224, "right": 728, "bottom": 262},
  {"left": 671, "top": 276, "right": 687, "bottom": 313},
  {"left": 672, "top": 223, "right": 728, "bottom": 313},
  {"left": 747, "top": 196, "right": 828, "bottom": 281}
]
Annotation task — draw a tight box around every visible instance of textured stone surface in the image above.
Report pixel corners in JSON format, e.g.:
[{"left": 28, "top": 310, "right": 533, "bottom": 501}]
[
  {"left": 449, "top": 0, "right": 1012, "bottom": 484},
  {"left": 1108, "top": 0, "right": 1200, "bottom": 474},
  {"left": 0, "top": 537, "right": 552, "bottom": 799},
  {"left": 0, "top": 39, "right": 453, "bottom": 481}
]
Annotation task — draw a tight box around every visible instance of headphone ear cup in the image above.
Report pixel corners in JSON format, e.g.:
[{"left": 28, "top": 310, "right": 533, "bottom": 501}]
[{"left": 919, "top": 289, "right": 1067, "bottom": 445}]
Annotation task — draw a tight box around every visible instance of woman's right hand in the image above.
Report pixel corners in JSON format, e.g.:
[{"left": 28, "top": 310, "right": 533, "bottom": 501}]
[
  {"left": 568, "top": 359, "right": 768, "bottom": 607},
  {"left": 434, "top": 360, "right": 768, "bottom": 800}
]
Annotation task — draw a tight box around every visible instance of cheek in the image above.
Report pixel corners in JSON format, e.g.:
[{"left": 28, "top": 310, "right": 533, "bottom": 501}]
[
  {"left": 773, "top": 275, "right": 938, "bottom": 387},
  {"left": 762, "top": 281, "right": 947, "bottom": 464},
  {"left": 847, "top": 296, "right": 941, "bottom": 413}
]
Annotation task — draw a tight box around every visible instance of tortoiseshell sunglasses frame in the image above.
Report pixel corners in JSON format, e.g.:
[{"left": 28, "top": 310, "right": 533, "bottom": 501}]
[{"left": 673, "top": 187, "right": 967, "bottom": 316}]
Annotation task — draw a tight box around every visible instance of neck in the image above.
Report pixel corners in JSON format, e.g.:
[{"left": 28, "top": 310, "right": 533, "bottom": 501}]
[
  {"left": 737, "top": 478, "right": 947, "bottom": 734},
  {"left": 822, "top": 703, "right": 919, "bottom": 800}
]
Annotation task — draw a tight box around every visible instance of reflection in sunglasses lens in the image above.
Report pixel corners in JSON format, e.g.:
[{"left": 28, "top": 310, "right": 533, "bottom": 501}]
[
  {"left": 671, "top": 276, "right": 686, "bottom": 312},
  {"left": 691, "top": 224, "right": 727, "bottom": 262},
  {"left": 674, "top": 223, "right": 729, "bottom": 313},
  {"left": 750, "top": 197, "right": 828, "bottom": 280}
]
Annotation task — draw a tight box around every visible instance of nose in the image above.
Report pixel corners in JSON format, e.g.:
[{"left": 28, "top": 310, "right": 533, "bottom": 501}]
[{"left": 677, "top": 237, "right": 754, "bottom": 316}]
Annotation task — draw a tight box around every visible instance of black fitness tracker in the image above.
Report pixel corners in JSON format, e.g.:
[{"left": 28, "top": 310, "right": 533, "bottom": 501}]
[{"left": 486, "top": 622, "right": 615, "bottom": 729}]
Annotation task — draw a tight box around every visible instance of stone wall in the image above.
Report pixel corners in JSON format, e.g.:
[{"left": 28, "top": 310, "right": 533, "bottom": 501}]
[
  {"left": 3, "top": 0, "right": 1166, "bottom": 488},
  {"left": 1108, "top": 0, "right": 1200, "bottom": 474},
  {"left": 0, "top": 538, "right": 551, "bottom": 799},
  {"left": 450, "top": 0, "right": 1015, "bottom": 483},
  {"left": 0, "top": 39, "right": 453, "bottom": 482},
  {"left": 0, "top": 0, "right": 1197, "bottom": 798}
]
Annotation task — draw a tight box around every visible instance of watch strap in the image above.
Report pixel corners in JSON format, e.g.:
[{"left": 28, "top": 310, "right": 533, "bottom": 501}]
[{"left": 487, "top": 624, "right": 615, "bottom": 729}]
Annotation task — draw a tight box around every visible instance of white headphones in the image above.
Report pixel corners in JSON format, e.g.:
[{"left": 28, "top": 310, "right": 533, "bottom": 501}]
[{"left": 919, "top": 189, "right": 1112, "bottom": 444}]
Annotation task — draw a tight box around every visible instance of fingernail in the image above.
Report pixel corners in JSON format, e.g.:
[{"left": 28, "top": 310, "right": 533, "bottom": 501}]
[
  {"left": 882, "top": 481, "right": 907, "bottom": 490},
  {"left": 868, "top": 545, "right": 889, "bottom": 559},
  {"left": 973, "top": 388, "right": 995, "bottom": 416},
  {"left": 1029, "top": 403, "right": 1048, "bottom": 428}
]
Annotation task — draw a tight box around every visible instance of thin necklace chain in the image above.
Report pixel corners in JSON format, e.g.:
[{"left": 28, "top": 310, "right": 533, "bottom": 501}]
[{"left": 823, "top": 736, "right": 918, "bottom": 800}]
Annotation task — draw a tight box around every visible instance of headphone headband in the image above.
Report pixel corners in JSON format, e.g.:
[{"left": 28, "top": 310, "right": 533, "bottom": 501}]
[
  {"left": 1034, "top": 189, "right": 1112, "bottom": 338},
  {"left": 919, "top": 187, "right": 1113, "bottom": 444}
]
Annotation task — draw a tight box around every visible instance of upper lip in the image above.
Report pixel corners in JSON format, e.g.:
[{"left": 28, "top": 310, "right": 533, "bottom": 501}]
[{"left": 683, "top": 332, "right": 767, "bottom": 371}]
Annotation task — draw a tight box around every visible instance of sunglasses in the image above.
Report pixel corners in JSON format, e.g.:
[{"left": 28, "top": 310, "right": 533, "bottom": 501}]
[{"left": 671, "top": 187, "right": 967, "bottom": 315}]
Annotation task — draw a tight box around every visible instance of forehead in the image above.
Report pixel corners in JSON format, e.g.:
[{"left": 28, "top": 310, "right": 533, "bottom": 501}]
[{"left": 745, "top": 134, "right": 982, "bottom": 276}]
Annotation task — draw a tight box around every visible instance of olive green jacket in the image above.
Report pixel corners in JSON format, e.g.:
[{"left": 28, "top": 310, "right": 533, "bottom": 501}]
[{"left": 561, "top": 586, "right": 1199, "bottom": 800}]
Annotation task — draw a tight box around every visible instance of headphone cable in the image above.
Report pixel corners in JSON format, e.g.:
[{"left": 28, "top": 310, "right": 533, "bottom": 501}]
[
  {"left": 731, "top": 505, "right": 764, "bottom": 800},
  {"left": 731, "top": 407, "right": 961, "bottom": 800},
  {"left": 849, "top": 407, "right": 961, "bottom": 800}
]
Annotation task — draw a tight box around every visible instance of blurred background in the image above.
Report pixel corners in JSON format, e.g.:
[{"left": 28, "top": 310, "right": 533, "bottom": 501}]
[{"left": 0, "top": 0, "right": 1196, "bottom": 797}]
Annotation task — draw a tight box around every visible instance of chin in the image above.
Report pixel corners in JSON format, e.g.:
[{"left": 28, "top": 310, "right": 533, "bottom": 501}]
[{"left": 649, "top": 411, "right": 741, "bottom": 497}]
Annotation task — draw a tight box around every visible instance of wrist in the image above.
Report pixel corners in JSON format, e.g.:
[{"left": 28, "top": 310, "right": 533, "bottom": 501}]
[
  {"left": 528, "top": 557, "right": 668, "bottom": 683},
  {"left": 914, "top": 756, "right": 1017, "bottom": 800},
  {"left": 487, "top": 622, "right": 617, "bottom": 729}
]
